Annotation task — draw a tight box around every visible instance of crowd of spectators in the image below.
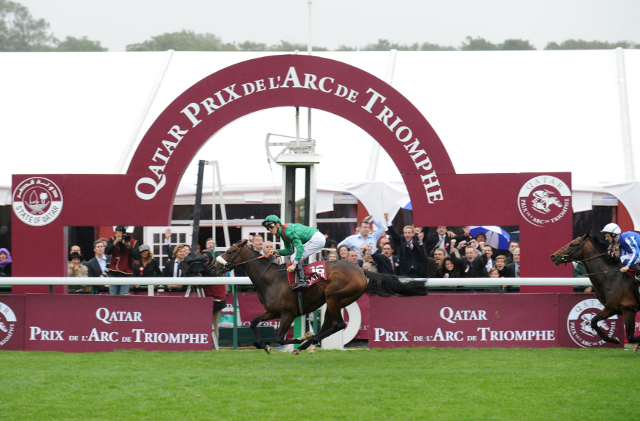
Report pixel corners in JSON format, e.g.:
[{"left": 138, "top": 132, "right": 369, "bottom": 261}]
[{"left": 320, "top": 213, "right": 522, "bottom": 285}]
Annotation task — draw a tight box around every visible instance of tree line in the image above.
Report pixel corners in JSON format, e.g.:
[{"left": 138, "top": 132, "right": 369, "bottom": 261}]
[{"left": 1, "top": 1, "right": 637, "bottom": 53}]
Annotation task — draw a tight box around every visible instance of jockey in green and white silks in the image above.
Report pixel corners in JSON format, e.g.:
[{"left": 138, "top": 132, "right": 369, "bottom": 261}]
[{"left": 262, "top": 215, "right": 326, "bottom": 291}]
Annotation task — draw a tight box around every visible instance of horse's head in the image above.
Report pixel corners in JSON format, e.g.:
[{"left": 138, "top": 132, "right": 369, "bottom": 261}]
[
  {"left": 550, "top": 232, "right": 590, "bottom": 265},
  {"left": 212, "top": 239, "right": 250, "bottom": 276}
]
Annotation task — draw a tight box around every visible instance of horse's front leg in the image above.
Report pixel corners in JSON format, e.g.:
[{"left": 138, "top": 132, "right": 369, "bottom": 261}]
[
  {"left": 249, "top": 311, "right": 277, "bottom": 354},
  {"left": 274, "top": 313, "right": 306, "bottom": 346},
  {"left": 591, "top": 307, "right": 621, "bottom": 344}
]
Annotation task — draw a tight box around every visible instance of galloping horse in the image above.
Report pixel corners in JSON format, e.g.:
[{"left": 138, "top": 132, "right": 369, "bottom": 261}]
[
  {"left": 213, "top": 240, "right": 428, "bottom": 354},
  {"left": 550, "top": 232, "right": 640, "bottom": 351}
]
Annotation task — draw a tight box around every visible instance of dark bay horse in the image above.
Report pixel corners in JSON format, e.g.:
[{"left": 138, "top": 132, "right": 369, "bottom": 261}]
[
  {"left": 213, "top": 240, "right": 428, "bottom": 354},
  {"left": 551, "top": 232, "right": 640, "bottom": 351}
]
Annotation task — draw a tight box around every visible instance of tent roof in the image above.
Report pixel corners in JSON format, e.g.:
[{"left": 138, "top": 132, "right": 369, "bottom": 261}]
[{"left": 1, "top": 50, "right": 639, "bottom": 215}]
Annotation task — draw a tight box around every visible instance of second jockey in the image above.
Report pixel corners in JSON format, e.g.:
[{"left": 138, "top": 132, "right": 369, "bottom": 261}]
[
  {"left": 262, "top": 215, "right": 326, "bottom": 291},
  {"left": 602, "top": 222, "right": 640, "bottom": 282}
]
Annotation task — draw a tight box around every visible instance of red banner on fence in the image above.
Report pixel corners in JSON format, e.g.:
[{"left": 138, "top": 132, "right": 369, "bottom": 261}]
[
  {"left": 23, "top": 295, "right": 212, "bottom": 352},
  {"left": 369, "top": 294, "right": 624, "bottom": 349}
]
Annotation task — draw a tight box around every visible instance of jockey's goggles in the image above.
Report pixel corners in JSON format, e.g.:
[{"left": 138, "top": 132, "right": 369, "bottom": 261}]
[{"left": 265, "top": 222, "right": 277, "bottom": 230}]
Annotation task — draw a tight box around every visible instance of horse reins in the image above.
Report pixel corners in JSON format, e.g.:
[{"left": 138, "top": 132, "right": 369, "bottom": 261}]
[
  {"left": 562, "top": 236, "right": 623, "bottom": 277},
  {"left": 217, "top": 242, "right": 275, "bottom": 279}
]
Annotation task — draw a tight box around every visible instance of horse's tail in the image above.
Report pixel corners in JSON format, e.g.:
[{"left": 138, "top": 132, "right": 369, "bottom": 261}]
[{"left": 363, "top": 270, "right": 428, "bottom": 297}]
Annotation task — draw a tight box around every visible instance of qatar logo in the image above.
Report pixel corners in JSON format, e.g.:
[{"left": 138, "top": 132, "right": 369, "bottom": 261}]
[
  {"left": 567, "top": 299, "right": 618, "bottom": 348},
  {"left": 0, "top": 301, "right": 17, "bottom": 347},
  {"left": 517, "top": 175, "right": 570, "bottom": 227},
  {"left": 12, "top": 177, "right": 63, "bottom": 227}
]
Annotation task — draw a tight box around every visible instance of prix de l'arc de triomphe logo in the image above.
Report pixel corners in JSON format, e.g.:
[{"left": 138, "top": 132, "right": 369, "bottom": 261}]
[
  {"left": 0, "top": 301, "right": 17, "bottom": 347},
  {"left": 12, "top": 177, "right": 63, "bottom": 227},
  {"left": 517, "top": 175, "right": 571, "bottom": 227},
  {"left": 567, "top": 299, "right": 618, "bottom": 348}
]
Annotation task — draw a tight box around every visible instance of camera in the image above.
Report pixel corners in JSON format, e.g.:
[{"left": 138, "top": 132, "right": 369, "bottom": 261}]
[
  {"left": 183, "top": 252, "right": 211, "bottom": 277},
  {"left": 122, "top": 234, "right": 131, "bottom": 242}
]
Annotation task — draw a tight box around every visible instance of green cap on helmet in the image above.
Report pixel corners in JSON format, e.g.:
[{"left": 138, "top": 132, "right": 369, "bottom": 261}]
[{"left": 262, "top": 215, "right": 281, "bottom": 229}]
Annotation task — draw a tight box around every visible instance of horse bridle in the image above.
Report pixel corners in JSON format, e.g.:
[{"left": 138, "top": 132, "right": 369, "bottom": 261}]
[
  {"left": 558, "top": 236, "right": 608, "bottom": 264},
  {"left": 215, "top": 242, "right": 273, "bottom": 273}
]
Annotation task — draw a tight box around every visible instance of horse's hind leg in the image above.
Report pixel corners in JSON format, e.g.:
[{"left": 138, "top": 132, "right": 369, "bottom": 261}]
[
  {"left": 621, "top": 310, "right": 640, "bottom": 352},
  {"left": 591, "top": 308, "right": 621, "bottom": 344},
  {"left": 297, "top": 303, "right": 346, "bottom": 352},
  {"left": 250, "top": 311, "right": 276, "bottom": 354}
]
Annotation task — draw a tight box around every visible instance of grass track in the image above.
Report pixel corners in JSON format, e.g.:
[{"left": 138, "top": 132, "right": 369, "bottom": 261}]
[{"left": 1, "top": 347, "right": 640, "bottom": 420}]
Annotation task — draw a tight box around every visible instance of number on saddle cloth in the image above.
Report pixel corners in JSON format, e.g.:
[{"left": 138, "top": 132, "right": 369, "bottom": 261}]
[{"left": 286, "top": 262, "right": 326, "bottom": 288}]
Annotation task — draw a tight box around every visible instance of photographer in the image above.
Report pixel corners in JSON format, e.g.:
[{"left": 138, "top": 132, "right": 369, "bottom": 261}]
[{"left": 105, "top": 226, "right": 140, "bottom": 295}]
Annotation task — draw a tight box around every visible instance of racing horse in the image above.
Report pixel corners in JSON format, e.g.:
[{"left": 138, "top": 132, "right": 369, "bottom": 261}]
[
  {"left": 550, "top": 232, "right": 640, "bottom": 351},
  {"left": 213, "top": 240, "right": 428, "bottom": 354}
]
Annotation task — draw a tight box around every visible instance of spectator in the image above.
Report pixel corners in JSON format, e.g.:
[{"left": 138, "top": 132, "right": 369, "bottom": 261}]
[
  {"left": 68, "top": 252, "right": 88, "bottom": 278},
  {"left": 0, "top": 248, "right": 12, "bottom": 277},
  {"left": 506, "top": 240, "right": 520, "bottom": 264},
  {"left": 454, "top": 226, "right": 474, "bottom": 250},
  {"left": 69, "top": 245, "right": 82, "bottom": 257},
  {"left": 425, "top": 247, "right": 447, "bottom": 278},
  {"left": 385, "top": 213, "right": 425, "bottom": 277},
  {"left": 371, "top": 242, "right": 399, "bottom": 275},
  {"left": 436, "top": 256, "right": 464, "bottom": 278},
  {"left": 252, "top": 234, "right": 264, "bottom": 255},
  {"left": 483, "top": 245, "right": 496, "bottom": 273},
  {"left": 488, "top": 267, "right": 500, "bottom": 278},
  {"left": 105, "top": 225, "right": 140, "bottom": 295},
  {"left": 424, "top": 226, "right": 454, "bottom": 257},
  {"left": 378, "top": 236, "right": 391, "bottom": 249},
  {"left": 162, "top": 244, "right": 189, "bottom": 291},
  {"left": 134, "top": 244, "right": 162, "bottom": 278},
  {"left": 360, "top": 244, "right": 378, "bottom": 272},
  {"left": 462, "top": 245, "right": 488, "bottom": 278},
  {"left": 505, "top": 248, "right": 520, "bottom": 277},
  {"left": 338, "top": 215, "right": 387, "bottom": 258},
  {"left": 346, "top": 250, "right": 359, "bottom": 265},
  {"left": 86, "top": 239, "right": 111, "bottom": 278},
  {"left": 495, "top": 255, "right": 508, "bottom": 277},
  {"left": 202, "top": 247, "right": 227, "bottom": 344},
  {"left": 337, "top": 244, "right": 349, "bottom": 261},
  {"left": 326, "top": 251, "right": 339, "bottom": 261}
]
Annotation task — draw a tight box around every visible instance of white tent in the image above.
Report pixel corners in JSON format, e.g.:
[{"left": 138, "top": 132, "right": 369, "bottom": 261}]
[{"left": 1, "top": 50, "right": 639, "bottom": 226}]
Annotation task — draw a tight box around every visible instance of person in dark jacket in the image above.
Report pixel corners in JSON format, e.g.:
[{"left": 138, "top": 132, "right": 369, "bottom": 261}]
[
  {"left": 133, "top": 244, "right": 162, "bottom": 286},
  {"left": 386, "top": 223, "right": 425, "bottom": 278},
  {"left": 435, "top": 256, "right": 464, "bottom": 278},
  {"left": 371, "top": 242, "right": 399, "bottom": 275}
]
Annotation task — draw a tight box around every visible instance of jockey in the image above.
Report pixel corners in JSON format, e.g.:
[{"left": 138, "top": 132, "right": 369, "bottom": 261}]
[
  {"left": 262, "top": 215, "right": 326, "bottom": 291},
  {"left": 602, "top": 223, "right": 640, "bottom": 282}
]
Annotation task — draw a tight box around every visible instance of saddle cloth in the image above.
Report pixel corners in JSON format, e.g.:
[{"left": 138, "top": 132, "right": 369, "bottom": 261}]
[{"left": 286, "top": 261, "right": 327, "bottom": 288}]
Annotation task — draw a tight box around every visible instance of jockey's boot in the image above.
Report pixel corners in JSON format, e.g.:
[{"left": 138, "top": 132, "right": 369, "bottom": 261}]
[{"left": 292, "top": 263, "right": 308, "bottom": 291}]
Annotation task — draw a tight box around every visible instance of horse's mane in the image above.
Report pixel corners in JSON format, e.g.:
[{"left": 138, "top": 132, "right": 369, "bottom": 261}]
[{"left": 587, "top": 232, "right": 621, "bottom": 266}]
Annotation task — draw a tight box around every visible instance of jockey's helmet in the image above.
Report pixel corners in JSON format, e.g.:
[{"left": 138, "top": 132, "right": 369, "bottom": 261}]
[
  {"left": 601, "top": 223, "right": 621, "bottom": 237},
  {"left": 262, "top": 215, "right": 281, "bottom": 230}
]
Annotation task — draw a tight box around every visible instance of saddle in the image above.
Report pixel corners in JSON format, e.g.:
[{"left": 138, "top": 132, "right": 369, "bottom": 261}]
[{"left": 286, "top": 261, "right": 326, "bottom": 289}]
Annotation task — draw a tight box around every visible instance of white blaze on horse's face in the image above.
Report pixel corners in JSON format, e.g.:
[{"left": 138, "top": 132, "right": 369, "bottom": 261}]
[{"left": 216, "top": 256, "right": 228, "bottom": 265}]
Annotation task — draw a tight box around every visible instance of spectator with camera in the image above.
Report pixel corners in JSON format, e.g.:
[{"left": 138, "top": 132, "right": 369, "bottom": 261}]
[{"left": 105, "top": 226, "right": 140, "bottom": 295}]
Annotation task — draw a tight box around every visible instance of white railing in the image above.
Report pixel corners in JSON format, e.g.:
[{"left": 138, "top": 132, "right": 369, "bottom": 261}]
[{"left": 2, "top": 277, "right": 592, "bottom": 286}]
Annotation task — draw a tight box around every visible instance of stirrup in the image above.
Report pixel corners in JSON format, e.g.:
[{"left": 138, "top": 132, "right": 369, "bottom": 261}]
[{"left": 292, "top": 279, "right": 307, "bottom": 291}]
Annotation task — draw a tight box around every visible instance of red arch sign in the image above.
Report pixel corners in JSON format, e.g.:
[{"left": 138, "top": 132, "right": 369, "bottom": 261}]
[{"left": 11, "top": 54, "right": 572, "bottom": 290}]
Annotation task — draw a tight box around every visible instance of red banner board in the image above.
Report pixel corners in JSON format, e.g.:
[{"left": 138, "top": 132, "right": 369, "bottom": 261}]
[
  {"left": 369, "top": 294, "right": 624, "bottom": 349},
  {"left": 0, "top": 295, "right": 26, "bottom": 350},
  {"left": 23, "top": 295, "right": 212, "bottom": 352}
]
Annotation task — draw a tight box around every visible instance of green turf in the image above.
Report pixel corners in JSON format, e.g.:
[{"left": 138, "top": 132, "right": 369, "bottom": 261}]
[{"left": 1, "top": 347, "right": 639, "bottom": 420}]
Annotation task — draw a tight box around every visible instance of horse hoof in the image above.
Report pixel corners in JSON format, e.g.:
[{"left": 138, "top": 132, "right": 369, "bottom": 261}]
[
  {"left": 614, "top": 337, "right": 622, "bottom": 344},
  {"left": 291, "top": 349, "right": 300, "bottom": 355},
  {"left": 264, "top": 345, "right": 271, "bottom": 355},
  {"left": 635, "top": 344, "right": 640, "bottom": 353},
  {"left": 308, "top": 345, "right": 316, "bottom": 355}
]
